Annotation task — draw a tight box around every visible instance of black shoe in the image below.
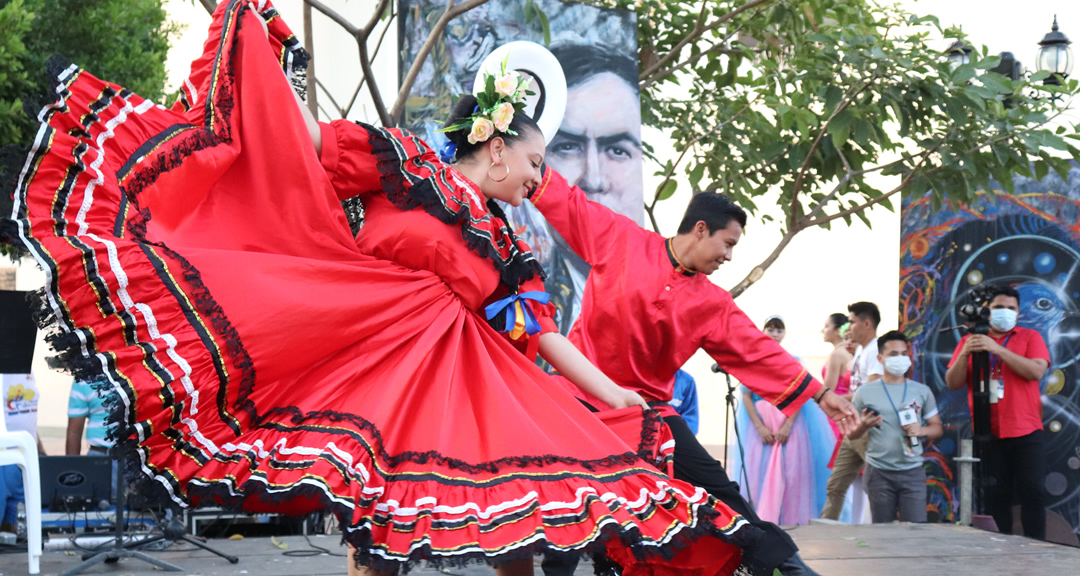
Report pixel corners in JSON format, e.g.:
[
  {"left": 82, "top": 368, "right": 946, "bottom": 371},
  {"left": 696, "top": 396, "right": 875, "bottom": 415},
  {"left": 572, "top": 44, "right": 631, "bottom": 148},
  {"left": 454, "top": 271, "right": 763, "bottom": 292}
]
[{"left": 776, "top": 553, "right": 821, "bottom": 576}]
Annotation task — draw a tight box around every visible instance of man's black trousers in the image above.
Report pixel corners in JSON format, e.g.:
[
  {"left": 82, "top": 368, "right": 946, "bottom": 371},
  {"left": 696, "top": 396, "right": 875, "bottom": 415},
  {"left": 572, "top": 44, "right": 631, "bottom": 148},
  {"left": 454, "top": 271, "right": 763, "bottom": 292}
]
[{"left": 540, "top": 414, "right": 797, "bottom": 575}]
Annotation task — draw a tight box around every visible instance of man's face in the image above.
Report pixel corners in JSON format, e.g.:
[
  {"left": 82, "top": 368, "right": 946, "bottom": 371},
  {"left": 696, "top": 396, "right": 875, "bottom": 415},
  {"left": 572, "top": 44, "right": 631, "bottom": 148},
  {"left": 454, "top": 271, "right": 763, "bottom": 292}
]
[
  {"left": 693, "top": 220, "right": 742, "bottom": 276},
  {"left": 847, "top": 313, "right": 868, "bottom": 343},
  {"left": 989, "top": 294, "right": 1020, "bottom": 313},
  {"left": 546, "top": 72, "right": 643, "bottom": 221},
  {"left": 879, "top": 339, "right": 909, "bottom": 360}
]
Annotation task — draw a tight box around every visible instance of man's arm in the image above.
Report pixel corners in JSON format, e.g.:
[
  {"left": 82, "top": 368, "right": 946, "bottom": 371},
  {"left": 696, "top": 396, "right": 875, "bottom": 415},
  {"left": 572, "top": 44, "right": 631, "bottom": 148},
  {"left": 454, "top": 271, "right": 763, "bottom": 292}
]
[
  {"left": 530, "top": 168, "right": 634, "bottom": 267},
  {"left": 905, "top": 414, "right": 944, "bottom": 442},
  {"left": 964, "top": 334, "right": 1050, "bottom": 382},
  {"left": 945, "top": 338, "right": 972, "bottom": 390},
  {"left": 66, "top": 416, "right": 86, "bottom": 455},
  {"left": 703, "top": 292, "right": 859, "bottom": 432}
]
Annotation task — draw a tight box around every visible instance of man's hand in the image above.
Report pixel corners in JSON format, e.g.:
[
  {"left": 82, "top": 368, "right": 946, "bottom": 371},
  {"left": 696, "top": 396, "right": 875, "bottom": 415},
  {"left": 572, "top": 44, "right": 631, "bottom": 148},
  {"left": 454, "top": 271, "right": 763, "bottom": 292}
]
[
  {"left": 817, "top": 388, "right": 861, "bottom": 436},
  {"left": 755, "top": 423, "right": 776, "bottom": 445},
  {"left": 607, "top": 387, "right": 649, "bottom": 410},
  {"left": 963, "top": 334, "right": 1004, "bottom": 355},
  {"left": 903, "top": 423, "right": 923, "bottom": 437}
]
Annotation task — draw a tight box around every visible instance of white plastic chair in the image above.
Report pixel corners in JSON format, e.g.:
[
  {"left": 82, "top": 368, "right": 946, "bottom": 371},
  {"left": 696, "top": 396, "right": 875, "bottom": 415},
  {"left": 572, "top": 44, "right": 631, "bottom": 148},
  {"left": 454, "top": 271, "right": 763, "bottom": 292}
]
[{"left": 0, "top": 414, "right": 42, "bottom": 574}]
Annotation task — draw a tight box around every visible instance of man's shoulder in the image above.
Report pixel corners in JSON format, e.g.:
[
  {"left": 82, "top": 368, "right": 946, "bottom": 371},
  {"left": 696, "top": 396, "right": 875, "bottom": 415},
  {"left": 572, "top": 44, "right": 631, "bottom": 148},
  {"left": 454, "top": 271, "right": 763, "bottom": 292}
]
[
  {"left": 908, "top": 379, "right": 934, "bottom": 395},
  {"left": 1011, "top": 325, "right": 1046, "bottom": 342}
]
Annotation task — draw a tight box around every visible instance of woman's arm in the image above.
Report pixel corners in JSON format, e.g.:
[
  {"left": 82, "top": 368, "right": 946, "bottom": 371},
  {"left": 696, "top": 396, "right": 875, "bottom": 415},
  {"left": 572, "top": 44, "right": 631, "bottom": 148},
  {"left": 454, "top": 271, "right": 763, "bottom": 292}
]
[
  {"left": 823, "top": 348, "right": 847, "bottom": 390},
  {"left": 538, "top": 332, "right": 647, "bottom": 410},
  {"left": 742, "top": 390, "right": 775, "bottom": 445},
  {"left": 251, "top": 6, "right": 321, "bottom": 156}
]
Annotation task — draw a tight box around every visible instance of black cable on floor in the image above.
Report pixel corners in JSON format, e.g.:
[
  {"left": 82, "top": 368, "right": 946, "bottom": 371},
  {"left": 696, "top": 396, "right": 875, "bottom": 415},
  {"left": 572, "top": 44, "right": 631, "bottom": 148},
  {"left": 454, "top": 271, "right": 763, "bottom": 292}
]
[{"left": 282, "top": 533, "right": 347, "bottom": 557}]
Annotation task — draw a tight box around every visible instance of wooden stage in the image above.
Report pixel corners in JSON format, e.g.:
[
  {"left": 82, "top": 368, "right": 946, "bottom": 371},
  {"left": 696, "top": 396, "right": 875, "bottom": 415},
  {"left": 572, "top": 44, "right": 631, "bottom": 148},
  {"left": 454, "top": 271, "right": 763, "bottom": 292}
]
[{"left": 10, "top": 522, "right": 1080, "bottom": 575}]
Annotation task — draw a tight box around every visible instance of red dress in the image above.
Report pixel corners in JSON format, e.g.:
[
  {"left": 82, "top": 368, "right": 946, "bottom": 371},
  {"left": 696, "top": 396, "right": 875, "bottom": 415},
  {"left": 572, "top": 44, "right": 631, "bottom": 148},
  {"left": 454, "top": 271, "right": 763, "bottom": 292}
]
[{"left": 1, "top": 1, "right": 755, "bottom": 573}]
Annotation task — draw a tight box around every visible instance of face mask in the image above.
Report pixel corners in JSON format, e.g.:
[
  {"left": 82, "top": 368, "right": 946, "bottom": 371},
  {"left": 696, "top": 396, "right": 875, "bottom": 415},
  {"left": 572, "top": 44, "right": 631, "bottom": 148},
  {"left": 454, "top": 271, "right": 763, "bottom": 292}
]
[
  {"left": 884, "top": 355, "right": 912, "bottom": 378},
  {"left": 989, "top": 309, "right": 1018, "bottom": 332}
]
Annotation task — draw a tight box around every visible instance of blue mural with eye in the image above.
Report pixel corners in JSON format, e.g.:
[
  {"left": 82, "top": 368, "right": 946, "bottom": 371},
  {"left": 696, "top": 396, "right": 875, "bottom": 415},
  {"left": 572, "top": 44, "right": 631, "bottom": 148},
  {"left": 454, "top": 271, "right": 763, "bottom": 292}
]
[{"left": 901, "top": 161, "right": 1080, "bottom": 545}]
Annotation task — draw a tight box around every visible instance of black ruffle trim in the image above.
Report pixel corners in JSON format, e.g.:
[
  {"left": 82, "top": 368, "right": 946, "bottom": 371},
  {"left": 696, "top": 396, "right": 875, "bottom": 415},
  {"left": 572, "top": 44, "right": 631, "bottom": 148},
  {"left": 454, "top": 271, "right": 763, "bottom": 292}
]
[{"left": 360, "top": 123, "right": 546, "bottom": 292}]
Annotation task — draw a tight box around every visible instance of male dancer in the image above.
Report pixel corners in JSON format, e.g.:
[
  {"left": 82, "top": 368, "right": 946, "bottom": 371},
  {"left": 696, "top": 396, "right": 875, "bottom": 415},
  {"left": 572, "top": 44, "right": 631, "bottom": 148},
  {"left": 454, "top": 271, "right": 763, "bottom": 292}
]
[{"left": 530, "top": 171, "right": 859, "bottom": 576}]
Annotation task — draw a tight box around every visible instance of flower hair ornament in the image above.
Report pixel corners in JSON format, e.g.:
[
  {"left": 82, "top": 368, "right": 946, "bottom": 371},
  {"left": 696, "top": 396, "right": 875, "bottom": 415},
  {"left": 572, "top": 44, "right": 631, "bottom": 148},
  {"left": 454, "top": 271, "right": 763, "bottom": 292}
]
[{"left": 441, "top": 58, "right": 533, "bottom": 149}]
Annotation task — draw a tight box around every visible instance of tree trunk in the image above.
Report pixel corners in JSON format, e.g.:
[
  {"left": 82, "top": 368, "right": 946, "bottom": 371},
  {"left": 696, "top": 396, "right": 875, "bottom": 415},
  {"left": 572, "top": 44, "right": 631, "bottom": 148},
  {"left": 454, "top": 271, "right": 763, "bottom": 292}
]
[{"left": 303, "top": 3, "right": 318, "bottom": 117}]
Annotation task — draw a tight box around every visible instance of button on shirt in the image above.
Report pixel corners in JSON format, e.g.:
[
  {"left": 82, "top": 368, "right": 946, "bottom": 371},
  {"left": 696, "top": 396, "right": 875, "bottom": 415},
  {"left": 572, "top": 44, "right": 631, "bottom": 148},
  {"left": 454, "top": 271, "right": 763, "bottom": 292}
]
[
  {"left": 532, "top": 169, "right": 821, "bottom": 417},
  {"left": 948, "top": 326, "right": 1049, "bottom": 439}
]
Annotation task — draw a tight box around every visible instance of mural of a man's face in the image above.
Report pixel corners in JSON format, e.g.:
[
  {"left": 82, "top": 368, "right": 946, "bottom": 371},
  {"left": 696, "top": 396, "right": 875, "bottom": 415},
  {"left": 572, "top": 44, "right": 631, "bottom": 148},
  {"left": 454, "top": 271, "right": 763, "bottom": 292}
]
[{"left": 546, "top": 71, "right": 643, "bottom": 222}]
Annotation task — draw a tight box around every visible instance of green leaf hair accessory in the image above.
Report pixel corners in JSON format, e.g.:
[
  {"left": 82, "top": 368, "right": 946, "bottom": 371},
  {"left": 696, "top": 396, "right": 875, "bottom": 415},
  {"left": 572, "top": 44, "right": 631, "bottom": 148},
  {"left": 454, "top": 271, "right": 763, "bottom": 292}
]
[{"left": 442, "top": 57, "right": 534, "bottom": 145}]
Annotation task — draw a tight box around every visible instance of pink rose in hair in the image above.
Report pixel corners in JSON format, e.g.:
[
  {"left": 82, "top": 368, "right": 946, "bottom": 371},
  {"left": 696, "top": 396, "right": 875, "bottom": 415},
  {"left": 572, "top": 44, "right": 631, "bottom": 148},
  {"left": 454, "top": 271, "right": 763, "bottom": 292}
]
[
  {"left": 491, "top": 102, "right": 515, "bottom": 132},
  {"left": 468, "top": 117, "right": 495, "bottom": 144},
  {"left": 494, "top": 72, "right": 520, "bottom": 97}
]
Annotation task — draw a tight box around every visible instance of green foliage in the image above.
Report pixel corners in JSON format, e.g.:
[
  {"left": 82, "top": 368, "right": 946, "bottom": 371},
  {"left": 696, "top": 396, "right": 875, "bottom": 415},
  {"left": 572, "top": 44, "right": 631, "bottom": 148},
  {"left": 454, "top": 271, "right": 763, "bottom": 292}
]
[
  {"left": 584, "top": 0, "right": 1080, "bottom": 241},
  {"left": 0, "top": 0, "right": 175, "bottom": 147}
]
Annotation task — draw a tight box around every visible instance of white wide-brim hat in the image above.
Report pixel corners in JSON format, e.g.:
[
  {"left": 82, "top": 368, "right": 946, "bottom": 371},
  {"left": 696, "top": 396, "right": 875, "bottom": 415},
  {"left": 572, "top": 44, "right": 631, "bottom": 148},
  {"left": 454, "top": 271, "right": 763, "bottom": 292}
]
[{"left": 473, "top": 41, "right": 567, "bottom": 145}]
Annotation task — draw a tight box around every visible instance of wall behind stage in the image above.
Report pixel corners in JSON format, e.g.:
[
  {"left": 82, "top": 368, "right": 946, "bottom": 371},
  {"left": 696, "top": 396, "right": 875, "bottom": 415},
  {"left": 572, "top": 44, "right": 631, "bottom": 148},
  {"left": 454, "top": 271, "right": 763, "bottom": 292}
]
[
  {"left": 900, "top": 162, "right": 1080, "bottom": 542},
  {"left": 399, "top": 0, "right": 642, "bottom": 335}
]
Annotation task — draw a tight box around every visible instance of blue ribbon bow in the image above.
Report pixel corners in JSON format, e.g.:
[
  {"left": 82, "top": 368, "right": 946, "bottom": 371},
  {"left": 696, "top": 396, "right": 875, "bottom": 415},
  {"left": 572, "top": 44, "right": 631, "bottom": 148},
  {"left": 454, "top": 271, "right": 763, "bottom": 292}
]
[
  {"left": 439, "top": 140, "right": 457, "bottom": 164},
  {"left": 484, "top": 291, "right": 551, "bottom": 336}
]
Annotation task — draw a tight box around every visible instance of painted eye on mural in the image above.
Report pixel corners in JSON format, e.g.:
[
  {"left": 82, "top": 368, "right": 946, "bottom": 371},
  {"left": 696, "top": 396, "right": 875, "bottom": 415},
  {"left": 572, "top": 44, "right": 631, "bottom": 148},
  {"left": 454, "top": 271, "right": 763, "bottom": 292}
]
[{"left": 1035, "top": 297, "right": 1054, "bottom": 311}]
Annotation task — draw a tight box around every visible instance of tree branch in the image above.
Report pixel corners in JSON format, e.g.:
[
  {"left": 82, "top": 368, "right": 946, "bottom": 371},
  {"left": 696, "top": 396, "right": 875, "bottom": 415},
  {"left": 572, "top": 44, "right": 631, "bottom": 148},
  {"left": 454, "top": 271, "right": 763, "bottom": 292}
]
[
  {"left": 303, "top": 3, "right": 318, "bottom": 117},
  {"left": 389, "top": 0, "right": 492, "bottom": 126},
  {"left": 197, "top": 0, "right": 216, "bottom": 16},
  {"left": 304, "top": 0, "right": 359, "bottom": 36},
  {"left": 639, "top": 0, "right": 779, "bottom": 85},
  {"left": 316, "top": 77, "right": 344, "bottom": 117}
]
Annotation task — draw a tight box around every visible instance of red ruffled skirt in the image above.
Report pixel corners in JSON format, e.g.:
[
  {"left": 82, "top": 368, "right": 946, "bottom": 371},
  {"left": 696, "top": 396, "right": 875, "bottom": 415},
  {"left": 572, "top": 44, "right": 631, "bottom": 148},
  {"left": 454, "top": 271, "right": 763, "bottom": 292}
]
[{"left": 1, "top": 1, "right": 758, "bottom": 573}]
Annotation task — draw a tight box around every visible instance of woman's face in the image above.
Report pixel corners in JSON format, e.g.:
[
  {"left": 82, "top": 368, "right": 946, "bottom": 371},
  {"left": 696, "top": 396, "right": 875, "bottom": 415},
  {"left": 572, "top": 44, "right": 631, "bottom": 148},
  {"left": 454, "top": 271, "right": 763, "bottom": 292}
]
[
  {"left": 479, "top": 130, "right": 546, "bottom": 207},
  {"left": 822, "top": 319, "right": 838, "bottom": 342},
  {"left": 843, "top": 332, "right": 858, "bottom": 354},
  {"left": 764, "top": 325, "right": 785, "bottom": 344}
]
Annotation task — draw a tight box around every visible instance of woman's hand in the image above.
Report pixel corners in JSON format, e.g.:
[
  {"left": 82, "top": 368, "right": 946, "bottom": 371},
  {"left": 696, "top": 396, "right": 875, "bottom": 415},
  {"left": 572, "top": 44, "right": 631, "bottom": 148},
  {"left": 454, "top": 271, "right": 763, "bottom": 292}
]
[
  {"left": 605, "top": 387, "right": 649, "bottom": 410},
  {"left": 774, "top": 421, "right": 792, "bottom": 445},
  {"left": 755, "top": 423, "right": 776, "bottom": 445}
]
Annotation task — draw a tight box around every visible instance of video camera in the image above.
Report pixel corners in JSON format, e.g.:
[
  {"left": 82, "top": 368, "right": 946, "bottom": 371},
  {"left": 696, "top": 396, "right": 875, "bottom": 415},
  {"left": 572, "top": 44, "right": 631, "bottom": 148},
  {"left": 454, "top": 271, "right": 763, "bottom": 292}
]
[{"left": 957, "top": 283, "right": 995, "bottom": 336}]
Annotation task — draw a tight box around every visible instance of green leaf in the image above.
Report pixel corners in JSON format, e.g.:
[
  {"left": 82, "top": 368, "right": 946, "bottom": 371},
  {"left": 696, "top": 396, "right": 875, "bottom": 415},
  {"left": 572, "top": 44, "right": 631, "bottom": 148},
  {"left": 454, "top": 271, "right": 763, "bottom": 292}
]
[
  {"left": 524, "top": 0, "right": 534, "bottom": 23},
  {"left": 656, "top": 179, "right": 678, "bottom": 201},
  {"left": 978, "top": 72, "right": 1013, "bottom": 94},
  {"left": 828, "top": 109, "right": 854, "bottom": 148},
  {"left": 536, "top": 7, "right": 551, "bottom": 46},
  {"left": 1034, "top": 160, "right": 1049, "bottom": 182},
  {"left": 952, "top": 64, "right": 976, "bottom": 84},
  {"left": 1029, "top": 70, "right": 1051, "bottom": 83},
  {"left": 688, "top": 163, "right": 705, "bottom": 188},
  {"left": 976, "top": 55, "right": 1002, "bottom": 70}
]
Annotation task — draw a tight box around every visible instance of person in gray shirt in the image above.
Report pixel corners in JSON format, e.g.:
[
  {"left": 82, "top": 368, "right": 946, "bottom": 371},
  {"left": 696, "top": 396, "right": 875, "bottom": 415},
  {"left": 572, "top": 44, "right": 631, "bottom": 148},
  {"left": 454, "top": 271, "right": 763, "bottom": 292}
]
[{"left": 850, "top": 330, "right": 943, "bottom": 523}]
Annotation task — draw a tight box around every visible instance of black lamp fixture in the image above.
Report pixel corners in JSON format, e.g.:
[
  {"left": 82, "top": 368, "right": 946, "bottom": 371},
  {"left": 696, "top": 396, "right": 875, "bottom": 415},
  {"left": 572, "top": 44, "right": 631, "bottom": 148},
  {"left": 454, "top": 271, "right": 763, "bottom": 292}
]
[
  {"left": 947, "top": 38, "right": 973, "bottom": 69},
  {"left": 1036, "top": 15, "right": 1073, "bottom": 84}
]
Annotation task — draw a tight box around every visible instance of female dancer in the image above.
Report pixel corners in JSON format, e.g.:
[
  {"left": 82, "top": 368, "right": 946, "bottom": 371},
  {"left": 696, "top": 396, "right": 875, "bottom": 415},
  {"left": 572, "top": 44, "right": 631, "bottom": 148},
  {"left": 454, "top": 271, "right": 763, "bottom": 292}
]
[
  {"left": 821, "top": 313, "right": 855, "bottom": 439},
  {"left": 733, "top": 317, "right": 835, "bottom": 525},
  {"left": 2, "top": 2, "right": 761, "bottom": 574}
]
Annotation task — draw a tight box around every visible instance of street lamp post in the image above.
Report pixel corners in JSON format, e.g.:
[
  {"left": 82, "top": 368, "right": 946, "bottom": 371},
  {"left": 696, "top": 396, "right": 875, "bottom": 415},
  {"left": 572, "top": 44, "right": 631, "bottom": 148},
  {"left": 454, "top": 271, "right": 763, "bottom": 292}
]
[{"left": 1037, "top": 15, "right": 1073, "bottom": 85}]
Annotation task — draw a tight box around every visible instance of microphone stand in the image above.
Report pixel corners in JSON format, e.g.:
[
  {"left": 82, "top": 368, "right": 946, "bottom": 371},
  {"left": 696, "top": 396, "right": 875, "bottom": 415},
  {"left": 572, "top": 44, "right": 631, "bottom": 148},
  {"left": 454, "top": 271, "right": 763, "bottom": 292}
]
[{"left": 713, "top": 363, "right": 755, "bottom": 509}]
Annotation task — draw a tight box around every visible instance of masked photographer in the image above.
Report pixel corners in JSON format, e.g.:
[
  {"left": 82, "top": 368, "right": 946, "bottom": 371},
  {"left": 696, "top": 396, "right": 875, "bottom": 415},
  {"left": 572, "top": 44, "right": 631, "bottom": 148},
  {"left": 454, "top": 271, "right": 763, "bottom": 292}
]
[
  {"left": 850, "top": 331, "right": 942, "bottom": 523},
  {"left": 945, "top": 283, "right": 1050, "bottom": 540}
]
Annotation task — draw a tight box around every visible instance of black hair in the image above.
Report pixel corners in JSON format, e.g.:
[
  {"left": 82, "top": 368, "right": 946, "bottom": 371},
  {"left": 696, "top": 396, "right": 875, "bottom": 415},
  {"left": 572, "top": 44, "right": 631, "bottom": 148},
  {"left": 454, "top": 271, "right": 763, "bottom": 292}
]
[
  {"left": 828, "top": 313, "right": 848, "bottom": 330},
  {"left": 877, "top": 330, "right": 908, "bottom": 354},
  {"left": 987, "top": 282, "right": 1021, "bottom": 304},
  {"left": 550, "top": 44, "right": 639, "bottom": 93},
  {"left": 442, "top": 94, "right": 542, "bottom": 163},
  {"left": 764, "top": 316, "right": 785, "bottom": 330},
  {"left": 847, "top": 301, "right": 881, "bottom": 329},
  {"left": 676, "top": 192, "right": 747, "bottom": 235}
]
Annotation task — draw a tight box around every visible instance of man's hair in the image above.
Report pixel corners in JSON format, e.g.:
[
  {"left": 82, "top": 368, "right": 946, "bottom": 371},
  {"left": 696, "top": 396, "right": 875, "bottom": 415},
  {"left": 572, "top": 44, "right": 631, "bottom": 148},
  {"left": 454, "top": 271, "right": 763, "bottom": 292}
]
[
  {"left": 987, "top": 282, "right": 1021, "bottom": 304},
  {"left": 848, "top": 301, "right": 881, "bottom": 328},
  {"left": 676, "top": 192, "right": 748, "bottom": 235},
  {"left": 878, "top": 330, "right": 908, "bottom": 353},
  {"left": 550, "top": 44, "right": 638, "bottom": 94}
]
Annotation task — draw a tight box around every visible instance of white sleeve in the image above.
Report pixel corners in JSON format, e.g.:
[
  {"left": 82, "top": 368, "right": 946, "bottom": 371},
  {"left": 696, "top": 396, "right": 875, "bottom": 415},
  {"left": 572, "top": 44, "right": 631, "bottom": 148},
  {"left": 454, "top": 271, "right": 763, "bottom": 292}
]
[{"left": 867, "top": 355, "right": 884, "bottom": 376}]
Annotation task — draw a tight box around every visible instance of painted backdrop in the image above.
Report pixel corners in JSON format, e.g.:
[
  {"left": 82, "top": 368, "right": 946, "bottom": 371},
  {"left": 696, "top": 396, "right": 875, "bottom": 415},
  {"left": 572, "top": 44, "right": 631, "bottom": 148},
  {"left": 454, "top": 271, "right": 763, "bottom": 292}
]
[
  {"left": 399, "top": 0, "right": 643, "bottom": 334},
  {"left": 900, "top": 162, "right": 1080, "bottom": 543}
]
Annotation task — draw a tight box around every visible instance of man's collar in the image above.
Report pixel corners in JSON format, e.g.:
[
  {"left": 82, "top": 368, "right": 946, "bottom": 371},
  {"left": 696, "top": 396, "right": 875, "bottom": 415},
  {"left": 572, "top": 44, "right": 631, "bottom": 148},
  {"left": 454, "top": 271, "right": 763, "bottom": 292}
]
[{"left": 666, "top": 237, "right": 698, "bottom": 277}]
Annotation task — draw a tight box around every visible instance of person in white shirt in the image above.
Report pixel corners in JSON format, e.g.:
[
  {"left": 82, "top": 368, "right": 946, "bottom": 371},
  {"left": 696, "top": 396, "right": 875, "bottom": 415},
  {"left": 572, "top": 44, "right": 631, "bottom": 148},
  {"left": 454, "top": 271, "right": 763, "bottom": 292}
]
[
  {"left": 821, "top": 302, "right": 884, "bottom": 520},
  {"left": 0, "top": 373, "right": 46, "bottom": 533}
]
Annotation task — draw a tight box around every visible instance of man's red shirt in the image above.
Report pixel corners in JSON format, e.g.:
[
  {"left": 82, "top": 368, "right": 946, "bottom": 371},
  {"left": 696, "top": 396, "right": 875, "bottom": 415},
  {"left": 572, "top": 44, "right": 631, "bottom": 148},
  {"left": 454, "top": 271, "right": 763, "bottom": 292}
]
[
  {"left": 532, "top": 170, "right": 822, "bottom": 417},
  {"left": 948, "top": 326, "right": 1049, "bottom": 439}
]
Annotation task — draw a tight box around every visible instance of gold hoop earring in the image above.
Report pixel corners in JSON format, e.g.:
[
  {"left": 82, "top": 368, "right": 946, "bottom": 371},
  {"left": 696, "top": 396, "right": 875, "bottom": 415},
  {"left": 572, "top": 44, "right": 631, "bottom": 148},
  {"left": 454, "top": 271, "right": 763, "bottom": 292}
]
[{"left": 488, "top": 161, "right": 510, "bottom": 183}]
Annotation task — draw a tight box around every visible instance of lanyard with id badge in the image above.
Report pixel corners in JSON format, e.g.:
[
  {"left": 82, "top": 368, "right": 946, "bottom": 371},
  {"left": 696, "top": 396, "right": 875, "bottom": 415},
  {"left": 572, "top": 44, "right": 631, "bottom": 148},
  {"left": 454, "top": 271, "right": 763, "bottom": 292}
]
[
  {"left": 882, "top": 380, "right": 922, "bottom": 458},
  {"left": 989, "top": 334, "right": 1013, "bottom": 404}
]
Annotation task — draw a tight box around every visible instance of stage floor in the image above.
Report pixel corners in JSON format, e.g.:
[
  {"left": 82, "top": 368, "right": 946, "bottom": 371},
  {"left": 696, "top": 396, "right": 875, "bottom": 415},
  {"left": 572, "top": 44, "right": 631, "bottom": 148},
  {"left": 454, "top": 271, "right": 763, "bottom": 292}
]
[{"left": 10, "top": 523, "right": 1080, "bottom": 575}]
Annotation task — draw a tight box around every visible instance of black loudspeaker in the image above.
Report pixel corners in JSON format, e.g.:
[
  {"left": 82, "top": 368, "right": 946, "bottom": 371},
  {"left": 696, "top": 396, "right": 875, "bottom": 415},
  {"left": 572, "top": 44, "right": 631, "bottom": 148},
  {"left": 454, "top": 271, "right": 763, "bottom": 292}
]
[{"left": 0, "top": 290, "right": 37, "bottom": 373}]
